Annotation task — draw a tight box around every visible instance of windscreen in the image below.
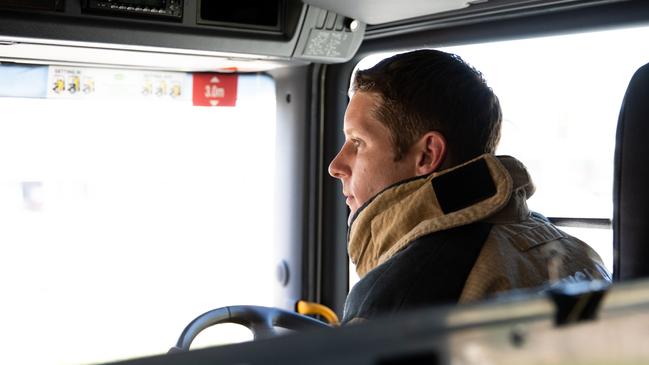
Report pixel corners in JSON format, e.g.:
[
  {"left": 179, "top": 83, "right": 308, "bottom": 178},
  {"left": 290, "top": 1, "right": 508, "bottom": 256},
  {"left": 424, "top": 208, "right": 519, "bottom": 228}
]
[{"left": 0, "top": 65, "right": 278, "bottom": 364}]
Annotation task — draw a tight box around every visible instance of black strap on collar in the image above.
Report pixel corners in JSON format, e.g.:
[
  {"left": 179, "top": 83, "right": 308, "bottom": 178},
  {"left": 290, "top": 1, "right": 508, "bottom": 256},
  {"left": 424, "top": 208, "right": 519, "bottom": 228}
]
[{"left": 432, "top": 158, "right": 497, "bottom": 214}]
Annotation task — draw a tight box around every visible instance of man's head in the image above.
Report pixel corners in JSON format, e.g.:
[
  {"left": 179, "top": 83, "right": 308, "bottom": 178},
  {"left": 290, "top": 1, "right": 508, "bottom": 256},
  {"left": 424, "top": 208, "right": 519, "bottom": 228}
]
[{"left": 328, "top": 49, "right": 502, "bottom": 215}]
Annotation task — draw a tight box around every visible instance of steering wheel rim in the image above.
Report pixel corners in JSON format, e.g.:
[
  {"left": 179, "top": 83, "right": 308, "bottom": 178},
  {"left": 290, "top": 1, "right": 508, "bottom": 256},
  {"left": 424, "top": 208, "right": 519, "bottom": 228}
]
[{"left": 169, "top": 305, "right": 331, "bottom": 353}]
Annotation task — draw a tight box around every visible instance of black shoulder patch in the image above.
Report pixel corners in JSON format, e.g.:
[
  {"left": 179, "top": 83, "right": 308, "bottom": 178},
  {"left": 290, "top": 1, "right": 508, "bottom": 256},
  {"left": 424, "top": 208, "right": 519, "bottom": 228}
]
[{"left": 431, "top": 158, "right": 497, "bottom": 214}]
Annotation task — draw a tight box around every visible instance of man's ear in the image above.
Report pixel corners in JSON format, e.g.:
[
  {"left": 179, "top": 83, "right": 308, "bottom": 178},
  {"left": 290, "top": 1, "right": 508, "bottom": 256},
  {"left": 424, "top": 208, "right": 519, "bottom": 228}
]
[{"left": 414, "top": 131, "right": 446, "bottom": 176}]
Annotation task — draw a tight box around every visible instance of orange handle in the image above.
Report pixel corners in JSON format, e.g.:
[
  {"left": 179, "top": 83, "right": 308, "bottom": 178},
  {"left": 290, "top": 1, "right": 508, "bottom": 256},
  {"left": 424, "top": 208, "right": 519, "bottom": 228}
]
[{"left": 296, "top": 300, "right": 340, "bottom": 326}]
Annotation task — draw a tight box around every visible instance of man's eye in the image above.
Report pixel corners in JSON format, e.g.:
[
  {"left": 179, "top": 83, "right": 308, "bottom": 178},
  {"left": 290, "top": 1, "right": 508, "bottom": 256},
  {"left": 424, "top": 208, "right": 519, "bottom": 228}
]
[{"left": 351, "top": 139, "right": 362, "bottom": 148}]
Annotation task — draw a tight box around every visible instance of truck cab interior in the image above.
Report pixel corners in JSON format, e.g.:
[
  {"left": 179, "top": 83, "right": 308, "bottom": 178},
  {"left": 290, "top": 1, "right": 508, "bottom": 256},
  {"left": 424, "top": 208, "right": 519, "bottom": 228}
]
[{"left": 1, "top": 0, "right": 649, "bottom": 364}]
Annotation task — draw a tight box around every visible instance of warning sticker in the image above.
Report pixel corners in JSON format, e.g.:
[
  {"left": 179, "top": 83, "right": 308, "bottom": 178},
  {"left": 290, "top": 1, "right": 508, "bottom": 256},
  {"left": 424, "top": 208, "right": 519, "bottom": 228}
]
[
  {"left": 192, "top": 73, "right": 238, "bottom": 107},
  {"left": 47, "top": 66, "right": 188, "bottom": 101},
  {"left": 48, "top": 68, "right": 94, "bottom": 97}
]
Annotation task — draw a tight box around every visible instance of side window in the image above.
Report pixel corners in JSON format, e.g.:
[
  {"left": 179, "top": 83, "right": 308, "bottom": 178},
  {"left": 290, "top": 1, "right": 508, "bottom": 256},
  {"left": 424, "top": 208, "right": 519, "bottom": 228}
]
[
  {"left": 0, "top": 66, "right": 277, "bottom": 365},
  {"left": 351, "top": 25, "right": 649, "bottom": 287}
]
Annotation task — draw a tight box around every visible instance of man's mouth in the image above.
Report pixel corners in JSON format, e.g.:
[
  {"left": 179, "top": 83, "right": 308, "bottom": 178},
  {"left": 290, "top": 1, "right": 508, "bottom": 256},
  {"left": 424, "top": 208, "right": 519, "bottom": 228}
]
[{"left": 345, "top": 195, "right": 354, "bottom": 205}]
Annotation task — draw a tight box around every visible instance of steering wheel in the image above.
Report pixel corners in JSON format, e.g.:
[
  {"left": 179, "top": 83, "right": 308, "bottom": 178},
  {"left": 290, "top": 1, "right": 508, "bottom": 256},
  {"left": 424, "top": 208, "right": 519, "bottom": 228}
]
[{"left": 168, "top": 305, "right": 332, "bottom": 353}]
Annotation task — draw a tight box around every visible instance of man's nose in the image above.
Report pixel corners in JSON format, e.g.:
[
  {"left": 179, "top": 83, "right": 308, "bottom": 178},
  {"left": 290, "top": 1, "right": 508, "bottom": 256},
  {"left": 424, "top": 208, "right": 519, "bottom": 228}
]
[{"left": 328, "top": 148, "right": 348, "bottom": 179}]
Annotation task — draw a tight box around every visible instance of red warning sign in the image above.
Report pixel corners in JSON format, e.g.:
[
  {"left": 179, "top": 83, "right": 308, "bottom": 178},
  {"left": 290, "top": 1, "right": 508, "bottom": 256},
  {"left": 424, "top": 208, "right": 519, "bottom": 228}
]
[{"left": 192, "top": 73, "right": 238, "bottom": 107}]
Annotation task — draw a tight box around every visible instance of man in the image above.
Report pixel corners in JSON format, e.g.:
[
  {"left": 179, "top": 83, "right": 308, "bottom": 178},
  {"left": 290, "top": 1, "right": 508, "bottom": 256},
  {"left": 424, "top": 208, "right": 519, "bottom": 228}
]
[{"left": 328, "top": 49, "right": 610, "bottom": 324}]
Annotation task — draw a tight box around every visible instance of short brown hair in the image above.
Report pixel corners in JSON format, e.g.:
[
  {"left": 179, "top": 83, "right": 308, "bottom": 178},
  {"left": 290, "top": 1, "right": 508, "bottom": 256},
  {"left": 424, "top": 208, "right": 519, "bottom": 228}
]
[{"left": 351, "top": 49, "right": 502, "bottom": 166}]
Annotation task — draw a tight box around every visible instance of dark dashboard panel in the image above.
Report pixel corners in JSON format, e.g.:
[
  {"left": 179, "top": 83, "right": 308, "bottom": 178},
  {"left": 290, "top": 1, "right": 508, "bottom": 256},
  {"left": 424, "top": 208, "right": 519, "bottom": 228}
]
[
  {"left": 0, "top": 0, "right": 64, "bottom": 11},
  {"left": 198, "top": 0, "right": 282, "bottom": 31},
  {"left": 99, "top": 280, "right": 649, "bottom": 365}
]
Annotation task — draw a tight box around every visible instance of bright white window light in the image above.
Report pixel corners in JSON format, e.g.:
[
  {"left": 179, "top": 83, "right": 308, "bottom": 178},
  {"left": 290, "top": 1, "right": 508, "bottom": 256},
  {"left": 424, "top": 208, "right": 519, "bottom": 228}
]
[{"left": 0, "top": 71, "right": 277, "bottom": 365}]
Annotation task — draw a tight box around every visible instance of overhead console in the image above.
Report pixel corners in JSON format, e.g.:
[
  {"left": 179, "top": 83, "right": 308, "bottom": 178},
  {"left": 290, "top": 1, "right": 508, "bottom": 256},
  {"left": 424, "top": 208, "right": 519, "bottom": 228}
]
[{"left": 0, "top": 0, "right": 365, "bottom": 70}]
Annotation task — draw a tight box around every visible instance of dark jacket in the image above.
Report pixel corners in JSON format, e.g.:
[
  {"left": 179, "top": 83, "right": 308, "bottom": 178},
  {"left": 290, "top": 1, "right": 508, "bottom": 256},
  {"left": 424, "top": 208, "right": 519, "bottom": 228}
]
[{"left": 343, "top": 155, "right": 610, "bottom": 324}]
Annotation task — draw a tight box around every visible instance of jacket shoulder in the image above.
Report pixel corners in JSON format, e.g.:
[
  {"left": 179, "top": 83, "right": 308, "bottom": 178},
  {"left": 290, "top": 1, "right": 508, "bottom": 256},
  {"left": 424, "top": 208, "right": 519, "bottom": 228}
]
[{"left": 460, "top": 215, "right": 611, "bottom": 302}]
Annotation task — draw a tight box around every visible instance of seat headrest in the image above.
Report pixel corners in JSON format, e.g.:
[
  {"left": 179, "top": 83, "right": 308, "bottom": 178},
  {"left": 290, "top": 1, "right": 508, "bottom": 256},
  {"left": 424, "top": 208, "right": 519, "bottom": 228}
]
[{"left": 614, "top": 62, "right": 649, "bottom": 281}]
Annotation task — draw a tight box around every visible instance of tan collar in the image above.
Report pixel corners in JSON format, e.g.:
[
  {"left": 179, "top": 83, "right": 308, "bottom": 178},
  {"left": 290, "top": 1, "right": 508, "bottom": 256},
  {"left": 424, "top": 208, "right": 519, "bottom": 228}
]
[{"left": 348, "top": 154, "right": 532, "bottom": 278}]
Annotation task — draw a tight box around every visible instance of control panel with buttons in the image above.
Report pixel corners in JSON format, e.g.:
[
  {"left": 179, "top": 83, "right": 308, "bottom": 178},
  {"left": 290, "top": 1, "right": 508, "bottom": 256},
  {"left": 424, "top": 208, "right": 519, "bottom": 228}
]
[{"left": 84, "top": 0, "right": 183, "bottom": 20}]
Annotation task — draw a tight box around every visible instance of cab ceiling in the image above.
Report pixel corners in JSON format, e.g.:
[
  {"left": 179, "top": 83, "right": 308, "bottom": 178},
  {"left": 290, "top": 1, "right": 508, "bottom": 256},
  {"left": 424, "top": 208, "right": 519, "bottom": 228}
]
[{"left": 302, "top": 0, "right": 475, "bottom": 24}]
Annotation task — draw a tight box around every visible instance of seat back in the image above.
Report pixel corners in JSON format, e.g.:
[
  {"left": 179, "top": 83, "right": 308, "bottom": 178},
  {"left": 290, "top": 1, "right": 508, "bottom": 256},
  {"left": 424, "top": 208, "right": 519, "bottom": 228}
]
[{"left": 614, "top": 62, "right": 649, "bottom": 281}]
